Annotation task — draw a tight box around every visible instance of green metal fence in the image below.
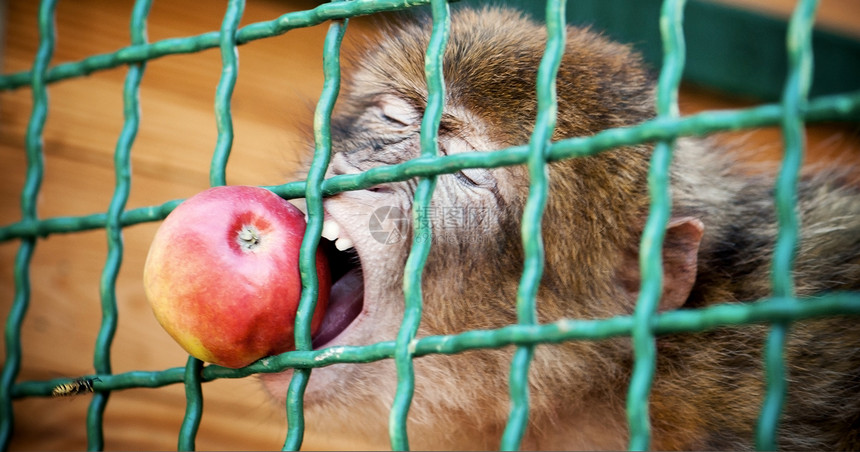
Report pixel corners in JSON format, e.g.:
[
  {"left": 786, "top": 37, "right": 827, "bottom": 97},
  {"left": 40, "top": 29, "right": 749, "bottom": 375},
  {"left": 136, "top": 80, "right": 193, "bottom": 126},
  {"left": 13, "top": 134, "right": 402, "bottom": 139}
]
[{"left": 1, "top": 0, "right": 859, "bottom": 450}]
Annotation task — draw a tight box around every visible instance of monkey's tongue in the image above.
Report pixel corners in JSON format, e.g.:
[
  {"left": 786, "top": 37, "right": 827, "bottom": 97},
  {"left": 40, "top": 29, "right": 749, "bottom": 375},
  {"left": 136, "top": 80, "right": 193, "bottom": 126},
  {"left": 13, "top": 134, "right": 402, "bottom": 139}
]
[{"left": 312, "top": 268, "right": 363, "bottom": 349}]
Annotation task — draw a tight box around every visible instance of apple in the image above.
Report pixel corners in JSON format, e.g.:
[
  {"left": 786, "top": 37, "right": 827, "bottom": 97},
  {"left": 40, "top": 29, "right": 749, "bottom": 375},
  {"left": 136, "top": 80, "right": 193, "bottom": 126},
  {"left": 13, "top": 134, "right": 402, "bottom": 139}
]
[{"left": 143, "top": 185, "right": 330, "bottom": 369}]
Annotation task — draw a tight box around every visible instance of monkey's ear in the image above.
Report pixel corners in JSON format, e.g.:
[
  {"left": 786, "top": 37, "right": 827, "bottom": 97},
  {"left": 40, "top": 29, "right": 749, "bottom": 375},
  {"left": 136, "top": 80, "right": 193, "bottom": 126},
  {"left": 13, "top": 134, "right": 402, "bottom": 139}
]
[{"left": 618, "top": 217, "right": 705, "bottom": 311}]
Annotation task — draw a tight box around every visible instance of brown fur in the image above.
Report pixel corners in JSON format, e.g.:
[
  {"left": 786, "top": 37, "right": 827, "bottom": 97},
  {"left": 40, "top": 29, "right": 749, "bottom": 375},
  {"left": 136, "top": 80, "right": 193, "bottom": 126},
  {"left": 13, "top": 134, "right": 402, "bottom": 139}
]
[{"left": 262, "top": 8, "right": 860, "bottom": 450}]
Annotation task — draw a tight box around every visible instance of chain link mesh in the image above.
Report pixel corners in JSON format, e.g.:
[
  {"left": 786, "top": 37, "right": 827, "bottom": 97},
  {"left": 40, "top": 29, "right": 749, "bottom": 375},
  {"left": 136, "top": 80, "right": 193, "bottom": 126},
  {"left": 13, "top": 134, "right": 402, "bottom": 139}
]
[{"left": 2, "top": 0, "right": 860, "bottom": 451}]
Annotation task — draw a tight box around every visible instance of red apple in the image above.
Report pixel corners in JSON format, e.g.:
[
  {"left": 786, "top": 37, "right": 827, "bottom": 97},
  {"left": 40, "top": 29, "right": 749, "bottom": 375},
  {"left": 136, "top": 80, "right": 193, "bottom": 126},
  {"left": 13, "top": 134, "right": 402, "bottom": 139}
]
[{"left": 143, "top": 185, "right": 330, "bottom": 369}]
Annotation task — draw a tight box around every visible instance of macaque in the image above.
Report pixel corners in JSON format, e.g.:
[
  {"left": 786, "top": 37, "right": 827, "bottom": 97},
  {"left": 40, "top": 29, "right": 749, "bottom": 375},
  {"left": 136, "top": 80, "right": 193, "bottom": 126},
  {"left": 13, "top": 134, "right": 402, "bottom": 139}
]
[{"left": 261, "top": 7, "right": 860, "bottom": 450}]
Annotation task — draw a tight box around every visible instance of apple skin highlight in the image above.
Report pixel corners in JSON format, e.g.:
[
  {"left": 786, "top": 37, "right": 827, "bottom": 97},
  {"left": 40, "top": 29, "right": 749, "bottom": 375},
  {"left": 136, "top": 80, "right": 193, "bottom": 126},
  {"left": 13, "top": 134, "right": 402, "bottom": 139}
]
[{"left": 143, "top": 185, "right": 331, "bottom": 369}]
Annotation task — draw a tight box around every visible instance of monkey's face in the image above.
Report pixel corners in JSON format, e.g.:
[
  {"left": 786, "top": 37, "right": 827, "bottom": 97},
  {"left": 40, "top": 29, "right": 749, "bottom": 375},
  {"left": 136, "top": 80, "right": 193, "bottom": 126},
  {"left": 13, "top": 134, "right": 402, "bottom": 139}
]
[{"left": 259, "top": 87, "right": 529, "bottom": 436}]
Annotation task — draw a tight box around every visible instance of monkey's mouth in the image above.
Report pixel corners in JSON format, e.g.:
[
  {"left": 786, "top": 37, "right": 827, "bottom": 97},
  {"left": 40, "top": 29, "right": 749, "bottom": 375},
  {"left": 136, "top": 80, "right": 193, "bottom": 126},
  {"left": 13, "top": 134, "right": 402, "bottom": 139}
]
[{"left": 310, "top": 235, "right": 364, "bottom": 349}]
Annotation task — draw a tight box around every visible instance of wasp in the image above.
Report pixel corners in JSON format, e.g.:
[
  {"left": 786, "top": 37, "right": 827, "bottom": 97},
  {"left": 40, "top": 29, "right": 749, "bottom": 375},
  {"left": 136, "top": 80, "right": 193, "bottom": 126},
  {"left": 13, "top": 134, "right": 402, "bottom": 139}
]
[{"left": 52, "top": 376, "right": 101, "bottom": 397}]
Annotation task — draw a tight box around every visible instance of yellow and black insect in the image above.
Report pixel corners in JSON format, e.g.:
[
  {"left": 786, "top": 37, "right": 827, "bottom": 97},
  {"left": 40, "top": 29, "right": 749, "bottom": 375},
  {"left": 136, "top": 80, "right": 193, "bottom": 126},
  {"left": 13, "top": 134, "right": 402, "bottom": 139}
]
[{"left": 52, "top": 377, "right": 101, "bottom": 397}]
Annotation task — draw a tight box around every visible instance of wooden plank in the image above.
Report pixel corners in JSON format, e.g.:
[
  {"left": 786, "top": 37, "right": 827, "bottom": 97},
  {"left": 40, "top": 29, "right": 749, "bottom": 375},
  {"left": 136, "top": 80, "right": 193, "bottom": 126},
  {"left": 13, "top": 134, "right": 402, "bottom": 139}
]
[{"left": 1, "top": 0, "right": 857, "bottom": 450}]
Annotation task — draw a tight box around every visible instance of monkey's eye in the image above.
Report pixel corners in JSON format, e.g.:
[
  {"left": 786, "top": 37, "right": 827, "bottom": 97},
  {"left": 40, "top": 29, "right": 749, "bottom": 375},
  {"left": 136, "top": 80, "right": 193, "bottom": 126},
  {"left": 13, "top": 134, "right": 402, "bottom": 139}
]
[
  {"left": 374, "top": 96, "right": 415, "bottom": 128},
  {"left": 455, "top": 170, "right": 479, "bottom": 187},
  {"left": 441, "top": 136, "right": 494, "bottom": 189},
  {"left": 456, "top": 167, "right": 495, "bottom": 189},
  {"left": 380, "top": 111, "right": 410, "bottom": 127}
]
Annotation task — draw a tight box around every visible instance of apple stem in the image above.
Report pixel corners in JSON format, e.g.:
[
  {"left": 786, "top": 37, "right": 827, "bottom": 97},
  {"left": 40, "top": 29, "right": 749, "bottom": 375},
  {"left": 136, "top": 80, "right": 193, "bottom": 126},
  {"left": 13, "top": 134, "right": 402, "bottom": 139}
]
[{"left": 237, "top": 225, "right": 261, "bottom": 251}]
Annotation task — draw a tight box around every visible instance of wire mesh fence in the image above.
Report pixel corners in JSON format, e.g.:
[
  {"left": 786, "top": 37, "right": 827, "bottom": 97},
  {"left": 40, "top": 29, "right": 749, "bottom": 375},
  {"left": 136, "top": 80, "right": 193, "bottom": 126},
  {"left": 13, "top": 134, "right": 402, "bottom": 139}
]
[{"left": 1, "top": 0, "right": 859, "bottom": 450}]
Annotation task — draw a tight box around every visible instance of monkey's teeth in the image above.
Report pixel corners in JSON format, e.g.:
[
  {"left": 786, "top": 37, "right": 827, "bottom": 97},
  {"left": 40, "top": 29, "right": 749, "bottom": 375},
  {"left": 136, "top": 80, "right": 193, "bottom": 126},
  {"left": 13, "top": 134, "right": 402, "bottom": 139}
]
[
  {"left": 334, "top": 237, "right": 354, "bottom": 251},
  {"left": 321, "top": 220, "right": 340, "bottom": 241},
  {"left": 321, "top": 218, "right": 354, "bottom": 251}
]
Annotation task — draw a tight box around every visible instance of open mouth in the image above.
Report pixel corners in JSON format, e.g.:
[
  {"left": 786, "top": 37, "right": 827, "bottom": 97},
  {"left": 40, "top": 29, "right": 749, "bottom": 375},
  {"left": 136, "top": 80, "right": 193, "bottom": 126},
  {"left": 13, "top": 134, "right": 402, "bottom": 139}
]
[{"left": 310, "top": 220, "right": 365, "bottom": 349}]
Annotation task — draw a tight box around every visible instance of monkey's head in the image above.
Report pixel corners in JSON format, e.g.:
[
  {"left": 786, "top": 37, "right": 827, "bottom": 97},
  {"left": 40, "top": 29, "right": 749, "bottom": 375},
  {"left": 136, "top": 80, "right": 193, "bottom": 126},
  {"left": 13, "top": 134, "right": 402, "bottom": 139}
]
[{"left": 261, "top": 8, "right": 707, "bottom": 448}]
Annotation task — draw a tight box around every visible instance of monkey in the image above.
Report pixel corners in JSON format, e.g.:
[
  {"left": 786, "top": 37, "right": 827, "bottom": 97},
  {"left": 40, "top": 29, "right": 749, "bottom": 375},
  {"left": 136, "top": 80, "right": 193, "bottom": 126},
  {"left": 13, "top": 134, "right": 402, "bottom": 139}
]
[
  {"left": 52, "top": 377, "right": 100, "bottom": 398},
  {"left": 260, "top": 7, "right": 860, "bottom": 450}
]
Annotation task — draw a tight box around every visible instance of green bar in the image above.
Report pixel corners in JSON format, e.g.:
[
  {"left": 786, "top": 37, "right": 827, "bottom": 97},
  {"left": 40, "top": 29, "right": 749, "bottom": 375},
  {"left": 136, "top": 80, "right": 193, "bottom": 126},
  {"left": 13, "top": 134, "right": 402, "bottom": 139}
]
[
  {"left": 8, "top": 293, "right": 860, "bottom": 400},
  {"left": 389, "top": 0, "right": 449, "bottom": 449},
  {"left": 0, "top": 0, "right": 56, "bottom": 449},
  {"left": 0, "top": 92, "right": 857, "bottom": 244},
  {"left": 282, "top": 15, "right": 347, "bottom": 452},
  {"left": 756, "top": 0, "right": 819, "bottom": 449},
  {"left": 0, "top": 0, "right": 436, "bottom": 92},
  {"left": 283, "top": 369, "right": 310, "bottom": 451},
  {"left": 209, "top": 0, "right": 245, "bottom": 187},
  {"left": 500, "top": 0, "right": 565, "bottom": 449},
  {"left": 86, "top": 2, "right": 152, "bottom": 450},
  {"left": 178, "top": 357, "right": 204, "bottom": 451},
  {"left": 14, "top": 0, "right": 855, "bottom": 100},
  {"left": 627, "top": 0, "right": 686, "bottom": 450}
]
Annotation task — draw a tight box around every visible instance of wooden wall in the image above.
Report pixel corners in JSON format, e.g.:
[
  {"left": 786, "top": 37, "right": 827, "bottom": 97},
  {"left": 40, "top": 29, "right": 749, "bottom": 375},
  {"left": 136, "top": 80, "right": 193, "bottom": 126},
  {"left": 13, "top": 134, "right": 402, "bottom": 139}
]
[{"left": 0, "top": 0, "right": 857, "bottom": 450}]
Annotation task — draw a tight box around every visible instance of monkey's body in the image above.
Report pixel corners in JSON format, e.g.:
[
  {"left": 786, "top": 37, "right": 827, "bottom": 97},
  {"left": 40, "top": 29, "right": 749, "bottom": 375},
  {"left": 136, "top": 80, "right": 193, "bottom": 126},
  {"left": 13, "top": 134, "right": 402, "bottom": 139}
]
[{"left": 261, "top": 8, "right": 860, "bottom": 450}]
